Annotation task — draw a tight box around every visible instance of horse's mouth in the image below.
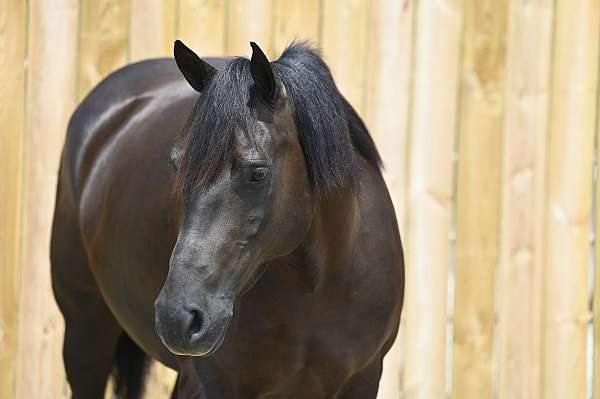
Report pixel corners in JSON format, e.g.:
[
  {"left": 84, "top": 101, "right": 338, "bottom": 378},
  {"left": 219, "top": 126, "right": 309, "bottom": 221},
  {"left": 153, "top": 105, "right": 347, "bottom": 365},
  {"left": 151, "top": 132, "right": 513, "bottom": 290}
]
[
  {"left": 190, "top": 313, "right": 231, "bottom": 357},
  {"left": 202, "top": 325, "right": 228, "bottom": 356}
]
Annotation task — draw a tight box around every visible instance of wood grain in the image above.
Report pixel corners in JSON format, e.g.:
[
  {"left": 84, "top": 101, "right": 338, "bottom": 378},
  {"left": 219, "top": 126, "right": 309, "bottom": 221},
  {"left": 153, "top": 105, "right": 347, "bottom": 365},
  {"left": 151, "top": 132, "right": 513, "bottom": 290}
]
[
  {"left": 130, "top": 0, "right": 176, "bottom": 61},
  {"left": 320, "top": 0, "right": 369, "bottom": 114},
  {"left": 452, "top": 1, "right": 508, "bottom": 398},
  {"left": 596, "top": 103, "right": 600, "bottom": 399},
  {"left": 403, "top": 0, "right": 463, "bottom": 398},
  {"left": 363, "top": 0, "right": 414, "bottom": 397},
  {"left": 543, "top": 0, "right": 599, "bottom": 398},
  {"left": 227, "top": 0, "right": 272, "bottom": 57},
  {"left": 77, "top": 0, "right": 129, "bottom": 100},
  {"left": 497, "top": 1, "right": 554, "bottom": 398},
  {"left": 178, "top": 0, "right": 227, "bottom": 56},
  {"left": 140, "top": 362, "right": 178, "bottom": 399},
  {"left": 15, "top": 1, "right": 79, "bottom": 398},
  {"left": 0, "top": 1, "right": 27, "bottom": 397},
  {"left": 271, "top": 0, "right": 320, "bottom": 56},
  {"left": 595, "top": 103, "right": 600, "bottom": 399}
]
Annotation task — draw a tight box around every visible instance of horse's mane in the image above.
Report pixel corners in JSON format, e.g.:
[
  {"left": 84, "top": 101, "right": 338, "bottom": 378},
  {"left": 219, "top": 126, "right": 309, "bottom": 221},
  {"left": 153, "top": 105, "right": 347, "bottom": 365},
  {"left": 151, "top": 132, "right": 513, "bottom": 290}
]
[{"left": 176, "top": 42, "right": 381, "bottom": 196}]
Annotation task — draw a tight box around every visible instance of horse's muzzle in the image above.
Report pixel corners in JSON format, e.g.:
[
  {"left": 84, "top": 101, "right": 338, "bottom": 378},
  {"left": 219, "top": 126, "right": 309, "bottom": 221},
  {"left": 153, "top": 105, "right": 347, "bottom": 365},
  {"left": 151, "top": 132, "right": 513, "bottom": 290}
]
[{"left": 154, "top": 295, "right": 232, "bottom": 356}]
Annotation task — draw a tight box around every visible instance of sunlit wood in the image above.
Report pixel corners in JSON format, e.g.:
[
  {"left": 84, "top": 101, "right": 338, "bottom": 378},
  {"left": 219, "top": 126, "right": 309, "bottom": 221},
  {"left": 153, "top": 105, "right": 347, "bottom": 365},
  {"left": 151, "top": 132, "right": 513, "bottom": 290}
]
[
  {"left": 0, "top": 1, "right": 27, "bottom": 397},
  {"left": 15, "top": 1, "right": 79, "bottom": 398},
  {"left": 452, "top": 1, "right": 508, "bottom": 397},
  {"left": 543, "top": 1, "right": 599, "bottom": 398},
  {"left": 403, "top": 0, "right": 463, "bottom": 397}
]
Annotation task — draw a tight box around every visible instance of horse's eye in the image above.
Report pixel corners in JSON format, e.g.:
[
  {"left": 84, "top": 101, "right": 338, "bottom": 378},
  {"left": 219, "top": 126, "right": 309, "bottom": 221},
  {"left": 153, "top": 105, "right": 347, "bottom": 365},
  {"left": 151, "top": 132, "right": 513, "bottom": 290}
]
[{"left": 250, "top": 167, "right": 269, "bottom": 182}]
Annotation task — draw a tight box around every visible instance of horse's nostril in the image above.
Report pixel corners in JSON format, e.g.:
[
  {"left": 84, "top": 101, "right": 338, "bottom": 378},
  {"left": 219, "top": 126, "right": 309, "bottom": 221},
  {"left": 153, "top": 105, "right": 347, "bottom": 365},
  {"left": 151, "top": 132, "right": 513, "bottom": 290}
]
[{"left": 189, "top": 309, "right": 204, "bottom": 337}]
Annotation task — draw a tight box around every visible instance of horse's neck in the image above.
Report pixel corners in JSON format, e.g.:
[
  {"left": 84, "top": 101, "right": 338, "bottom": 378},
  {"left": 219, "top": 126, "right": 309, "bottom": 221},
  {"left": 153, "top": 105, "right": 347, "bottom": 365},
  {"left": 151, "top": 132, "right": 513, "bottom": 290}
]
[{"left": 284, "top": 188, "right": 360, "bottom": 292}]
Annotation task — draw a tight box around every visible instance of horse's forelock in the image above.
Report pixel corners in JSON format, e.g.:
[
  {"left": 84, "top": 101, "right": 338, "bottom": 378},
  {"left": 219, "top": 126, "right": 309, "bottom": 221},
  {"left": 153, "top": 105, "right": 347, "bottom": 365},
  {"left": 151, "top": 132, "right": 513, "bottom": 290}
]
[{"left": 175, "top": 42, "right": 381, "bottom": 197}]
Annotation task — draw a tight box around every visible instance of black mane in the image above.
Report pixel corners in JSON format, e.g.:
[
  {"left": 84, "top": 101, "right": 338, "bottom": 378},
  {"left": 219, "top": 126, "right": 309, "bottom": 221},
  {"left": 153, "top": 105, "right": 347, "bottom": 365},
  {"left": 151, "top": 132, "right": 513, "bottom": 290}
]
[{"left": 176, "top": 42, "right": 381, "bottom": 196}]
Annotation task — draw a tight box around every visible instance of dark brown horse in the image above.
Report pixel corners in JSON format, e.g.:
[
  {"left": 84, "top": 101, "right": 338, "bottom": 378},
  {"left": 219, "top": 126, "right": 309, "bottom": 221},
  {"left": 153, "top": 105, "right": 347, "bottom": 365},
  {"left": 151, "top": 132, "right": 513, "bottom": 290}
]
[{"left": 51, "top": 40, "right": 404, "bottom": 398}]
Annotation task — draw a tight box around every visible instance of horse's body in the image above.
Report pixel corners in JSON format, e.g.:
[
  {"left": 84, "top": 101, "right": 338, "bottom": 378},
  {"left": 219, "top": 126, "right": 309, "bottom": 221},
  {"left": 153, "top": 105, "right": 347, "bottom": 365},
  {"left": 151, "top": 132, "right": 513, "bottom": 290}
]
[{"left": 51, "top": 44, "right": 404, "bottom": 399}]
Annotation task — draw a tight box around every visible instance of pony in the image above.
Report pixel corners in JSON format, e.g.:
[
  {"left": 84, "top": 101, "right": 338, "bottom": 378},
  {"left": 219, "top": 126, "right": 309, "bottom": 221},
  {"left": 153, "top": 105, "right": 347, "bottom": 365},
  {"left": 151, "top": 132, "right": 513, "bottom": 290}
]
[{"left": 51, "top": 40, "right": 404, "bottom": 398}]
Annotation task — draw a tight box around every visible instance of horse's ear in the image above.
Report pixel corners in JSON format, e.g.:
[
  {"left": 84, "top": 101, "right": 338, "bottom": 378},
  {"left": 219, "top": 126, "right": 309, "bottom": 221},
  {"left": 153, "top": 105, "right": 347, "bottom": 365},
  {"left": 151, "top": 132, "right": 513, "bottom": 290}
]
[
  {"left": 249, "top": 42, "right": 276, "bottom": 122},
  {"left": 174, "top": 40, "right": 216, "bottom": 92}
]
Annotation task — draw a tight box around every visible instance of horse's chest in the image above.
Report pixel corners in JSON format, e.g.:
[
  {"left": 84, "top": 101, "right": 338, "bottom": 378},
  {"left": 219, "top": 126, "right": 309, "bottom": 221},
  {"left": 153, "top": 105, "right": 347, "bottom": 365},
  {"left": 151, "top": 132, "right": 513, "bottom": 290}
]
[{"left": 211, "top": 287, "right": 374, "bottom": 396}]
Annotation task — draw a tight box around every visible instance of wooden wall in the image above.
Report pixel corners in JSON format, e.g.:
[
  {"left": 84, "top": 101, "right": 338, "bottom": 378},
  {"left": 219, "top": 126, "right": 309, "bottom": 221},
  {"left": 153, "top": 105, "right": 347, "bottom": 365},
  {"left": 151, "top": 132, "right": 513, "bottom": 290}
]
[{"left": 2, "top": 1, "right": 600, "bottom": 398}]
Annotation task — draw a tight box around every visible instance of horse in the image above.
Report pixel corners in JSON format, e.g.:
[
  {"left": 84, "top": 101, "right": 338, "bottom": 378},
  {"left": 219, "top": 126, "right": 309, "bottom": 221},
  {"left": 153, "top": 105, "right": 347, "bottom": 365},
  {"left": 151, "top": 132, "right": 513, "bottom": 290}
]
[{"left": 50, "top": 40, "right": 404, "bottom": 398}]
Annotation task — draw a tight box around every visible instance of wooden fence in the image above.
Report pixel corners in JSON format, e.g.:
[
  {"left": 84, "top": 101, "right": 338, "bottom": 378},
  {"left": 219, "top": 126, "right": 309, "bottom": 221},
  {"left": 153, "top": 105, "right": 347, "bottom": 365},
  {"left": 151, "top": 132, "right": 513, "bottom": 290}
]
[{"left": 1, "top": 0, "right": 600, "bottom": 398}]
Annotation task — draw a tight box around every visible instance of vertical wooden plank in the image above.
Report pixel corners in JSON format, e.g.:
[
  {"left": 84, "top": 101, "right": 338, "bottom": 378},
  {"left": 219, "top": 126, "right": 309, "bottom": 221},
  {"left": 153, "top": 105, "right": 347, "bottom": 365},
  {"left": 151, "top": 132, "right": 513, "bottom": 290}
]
[
  {"left": 596, "top": 109, "right": 600, "bottom": 399},
  {"left": 497, "top": 1, "right": 554, "bottom": 398},
  {"left": 403, "top": 0, "right": 463, "bottom": 398},
  {"left": 178, "top": 0, "right": 227, "bottom": 56},
  {"left": 596, "top": 117, "right": 600, "bottom": 399},
  {"left": 363, "top": 0, "right": 414, "bottom": 397},
  {"left": 320, "top": 0, "right": 369, "bottom": 114},
  {"left": 0, "top": 1, "right": 26, "bottom": 398},
  {"left": 452, "top": 1, "right": 508, "bottom": 398},
  {"left": 77, "top": 0, "right": 129, "bottom": 100},
  {"left": 140, "top": 363, "right": 178, "bottom": 399},
  {"left": 227, "top": 0, "right": 272, "bottom": 57},
  {"left": 365, "top": 0, "right": 413, "bottom": 227},
  {"left": 543, "top": 1, "right": 600, "bottom": 398},
  {"left": 130, "top": 0, "right": 176, "bottom": 61},
  {"left": 271, "top": 0, "right": 320, "bottom": 56},
  {"left": 15, "top": 1, "right": 79, "bottom": 398}
]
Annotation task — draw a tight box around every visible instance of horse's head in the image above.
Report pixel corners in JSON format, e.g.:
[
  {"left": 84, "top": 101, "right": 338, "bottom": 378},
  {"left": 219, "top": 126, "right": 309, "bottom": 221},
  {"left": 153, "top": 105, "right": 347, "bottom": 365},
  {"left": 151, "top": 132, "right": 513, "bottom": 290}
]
[
  {"left": 155, "top": 40, "right": 376, "bottom": 356},
  {"left": 154, "top": 41, "right": 316, "bottom": 356}
]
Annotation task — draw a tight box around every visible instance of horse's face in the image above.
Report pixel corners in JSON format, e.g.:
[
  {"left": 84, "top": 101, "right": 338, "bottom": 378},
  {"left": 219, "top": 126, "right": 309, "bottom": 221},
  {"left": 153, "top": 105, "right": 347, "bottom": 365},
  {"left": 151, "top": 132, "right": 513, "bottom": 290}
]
[{"left": 154, "top": 41, "right": 314, "bottom": 356}]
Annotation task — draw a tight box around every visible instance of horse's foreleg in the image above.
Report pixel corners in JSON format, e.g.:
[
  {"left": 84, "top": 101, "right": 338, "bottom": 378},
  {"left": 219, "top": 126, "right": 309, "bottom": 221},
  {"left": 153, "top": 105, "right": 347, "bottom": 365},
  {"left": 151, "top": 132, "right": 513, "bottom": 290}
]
[
  {"left": 170, "top": 366, "right": 206, "bottom": 399},
  {"left": 337, "top": 355, "right": 384, "bottom": 399},
  {"left": 60, "top": 295, "right": 122, "bottom": 398},
  {"left": 51, "top": 189, "right": 122, "bottom": 399}
]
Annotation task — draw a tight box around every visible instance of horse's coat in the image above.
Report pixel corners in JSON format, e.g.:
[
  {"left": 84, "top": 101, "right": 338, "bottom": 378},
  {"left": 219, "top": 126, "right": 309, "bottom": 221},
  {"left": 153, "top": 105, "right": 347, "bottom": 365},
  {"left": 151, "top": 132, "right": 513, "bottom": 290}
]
[{"left": 51, "top": 41, "right": 404, "bottom": 399}]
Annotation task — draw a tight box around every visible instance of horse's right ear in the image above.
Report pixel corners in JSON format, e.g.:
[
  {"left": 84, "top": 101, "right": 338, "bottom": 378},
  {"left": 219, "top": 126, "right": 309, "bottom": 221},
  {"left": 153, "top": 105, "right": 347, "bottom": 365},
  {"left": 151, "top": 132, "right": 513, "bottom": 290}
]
[{"left": 173, "top": 40, "right": 216, "bottom": 92}]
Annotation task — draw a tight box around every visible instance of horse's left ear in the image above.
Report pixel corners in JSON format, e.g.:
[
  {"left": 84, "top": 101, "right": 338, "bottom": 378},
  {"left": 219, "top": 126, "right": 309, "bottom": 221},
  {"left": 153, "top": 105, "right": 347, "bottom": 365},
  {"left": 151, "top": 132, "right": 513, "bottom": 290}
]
[
  {"left": 249, "top": 42, "right": 276, "bottom": 122},
  {"left": 174, "top": 40, "right": 216, "bottom": 92}
]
